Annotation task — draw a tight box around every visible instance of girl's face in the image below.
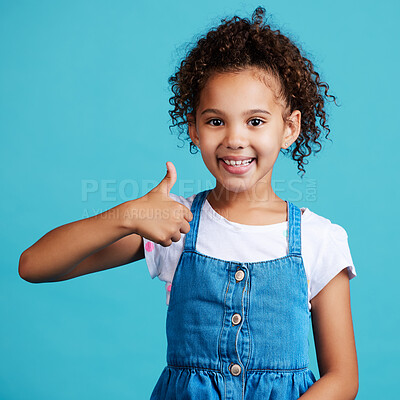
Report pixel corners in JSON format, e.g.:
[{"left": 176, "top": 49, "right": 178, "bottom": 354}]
[{"left": 187, "top": 67, "right": 301, "bottom": 198}]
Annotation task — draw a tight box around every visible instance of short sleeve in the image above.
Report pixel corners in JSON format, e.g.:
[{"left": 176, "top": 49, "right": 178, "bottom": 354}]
[
  {"left": 143, "top": 237, "right": 166, "bottom": 279},
  {"left": 142, "top": 192, "right": 188, "bottom": 282},
  {"left": 309, "top": 223, "right": 357, "bottom": 302},
  {"left": 142, "top": 193, "right": 188, "bottom": 305}
]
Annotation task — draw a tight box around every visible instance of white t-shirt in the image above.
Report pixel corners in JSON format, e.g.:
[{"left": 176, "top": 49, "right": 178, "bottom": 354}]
[{"left": 143, "top": 192, "right": 357, "bottom": 310}]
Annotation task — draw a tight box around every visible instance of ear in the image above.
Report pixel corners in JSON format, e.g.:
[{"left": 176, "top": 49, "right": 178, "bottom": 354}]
[
  {"left": 282, "top": 110, "right": 301, "bottom": 149},
  {"left": 187, "top": 113, "right": 200, "bottom": 148}
]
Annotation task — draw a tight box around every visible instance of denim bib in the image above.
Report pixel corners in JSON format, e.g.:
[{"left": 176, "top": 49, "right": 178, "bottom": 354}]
[{"left": 150, "top": 189, "right": 316, "bottom": 399}]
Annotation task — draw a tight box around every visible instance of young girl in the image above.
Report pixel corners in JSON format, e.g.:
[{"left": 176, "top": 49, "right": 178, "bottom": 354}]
[{"left": 19, "top": 6, "right": 358, "bottom": 399}]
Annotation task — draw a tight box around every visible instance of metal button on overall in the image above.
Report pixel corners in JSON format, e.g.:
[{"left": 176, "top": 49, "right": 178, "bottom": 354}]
[
  {"left": 231, "top": 313, "right": 241, "bottom": 325},
  {"left": 235, "top": 269, "right": 245, "bottom": 282},
  {"left": 229, "top": 363, "right": 241, "bottom": 376}
]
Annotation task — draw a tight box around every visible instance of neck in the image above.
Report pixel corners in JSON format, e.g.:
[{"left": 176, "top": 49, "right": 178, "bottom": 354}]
[{"left": 209, "top": 181, "right": 283, "bottom": 211}]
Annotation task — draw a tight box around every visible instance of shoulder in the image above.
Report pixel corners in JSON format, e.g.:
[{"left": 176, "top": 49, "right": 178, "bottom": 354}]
[
  {"left": 301, "top": 207, "right": 353, "bottom": 273},
  {"left": 300, "top": 206, "right": 356, "bottom": 304},
  {"left": 301, "top": 207, "right": 349, "bottom": 243}
]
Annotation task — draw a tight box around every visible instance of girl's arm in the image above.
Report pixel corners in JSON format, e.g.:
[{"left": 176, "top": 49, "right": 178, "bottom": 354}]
[
  {"left": 298, "top": 269, "right": 359, "bottom": 400},
  {"left": 19, "top": 162, "right": 192, "bottom": 283},
  {"left": 19, "top": 201, "right": 145, "bottom": 283}
]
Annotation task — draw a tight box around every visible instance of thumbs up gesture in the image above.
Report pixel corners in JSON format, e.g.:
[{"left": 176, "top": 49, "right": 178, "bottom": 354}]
[{"left": 127, "top": 162, "right": 193, "bottom": 247}]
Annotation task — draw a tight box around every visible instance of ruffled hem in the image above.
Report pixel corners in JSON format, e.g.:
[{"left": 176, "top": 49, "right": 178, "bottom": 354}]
[{"left": 150, "top": 366, "right": 316, "bottom": 399}]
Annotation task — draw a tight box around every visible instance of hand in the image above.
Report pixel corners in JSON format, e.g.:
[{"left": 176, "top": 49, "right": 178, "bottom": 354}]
[{"left": 128, "top": 161, "right": 193, "bottom": 247}]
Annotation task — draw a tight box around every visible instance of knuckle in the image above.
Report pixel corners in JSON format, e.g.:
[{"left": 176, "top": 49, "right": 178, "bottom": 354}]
[
  {"left": 161, "top": 233, "right": 170, "bottom": 243},
  {"left": 176, "top": 207, "right": 184, "bottom": 218},
  {"left": 161, "top": 239, "right": 171, "bottom": 247}
]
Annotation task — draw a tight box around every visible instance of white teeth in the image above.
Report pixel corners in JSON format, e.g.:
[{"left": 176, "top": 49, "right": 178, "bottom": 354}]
[{"left": 222, "top": 158, "right": 253, "bottom": 166}]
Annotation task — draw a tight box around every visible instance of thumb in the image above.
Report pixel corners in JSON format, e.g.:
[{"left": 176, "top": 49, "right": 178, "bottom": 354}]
[{"left": 155, "top": 161, "right": 177, "bottom": 195}]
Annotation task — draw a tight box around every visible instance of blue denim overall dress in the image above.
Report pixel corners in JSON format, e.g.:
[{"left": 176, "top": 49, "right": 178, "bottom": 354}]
[{"left": 150, "top": 189, "right": 316, "bottom": 399}]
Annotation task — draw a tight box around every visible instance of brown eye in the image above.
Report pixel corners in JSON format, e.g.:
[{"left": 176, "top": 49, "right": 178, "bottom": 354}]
[
  {"left": 207, "top": 118, "right": 223, "bottom": 126},
  {"left": 249, "top": 118, "right": 264, "bottom": 127}
]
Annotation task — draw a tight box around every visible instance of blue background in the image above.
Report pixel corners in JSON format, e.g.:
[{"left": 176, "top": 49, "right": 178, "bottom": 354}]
[{"left": 1, "top": 0, "right": 398, "bottom": 398}]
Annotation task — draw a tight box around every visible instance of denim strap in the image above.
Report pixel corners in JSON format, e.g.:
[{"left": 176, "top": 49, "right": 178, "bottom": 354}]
[
  {"left": 184, "top": 189, "right": 211, "bottom": 252},
  {"left": 287, "top": 200, "right": 302, "bottom": 256}
]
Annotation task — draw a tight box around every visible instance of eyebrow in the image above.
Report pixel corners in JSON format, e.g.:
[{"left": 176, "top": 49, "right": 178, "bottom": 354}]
[{"left": 200, "top": 108, "right": 271, "bottom": 116}]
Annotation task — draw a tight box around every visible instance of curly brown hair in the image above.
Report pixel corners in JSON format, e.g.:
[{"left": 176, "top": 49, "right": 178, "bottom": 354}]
[{"left": 168, "top": 6, "right": 337, "bottom": 177}]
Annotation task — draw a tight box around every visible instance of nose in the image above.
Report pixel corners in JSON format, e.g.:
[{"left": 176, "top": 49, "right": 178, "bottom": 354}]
[{"left": 223, "top": 125, "right": 249, "bottom": 149}]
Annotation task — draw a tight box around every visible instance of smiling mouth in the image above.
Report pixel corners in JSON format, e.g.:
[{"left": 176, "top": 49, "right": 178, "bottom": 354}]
[{"left": 218, "top": 158, "right": 256, "bottom": 166}]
